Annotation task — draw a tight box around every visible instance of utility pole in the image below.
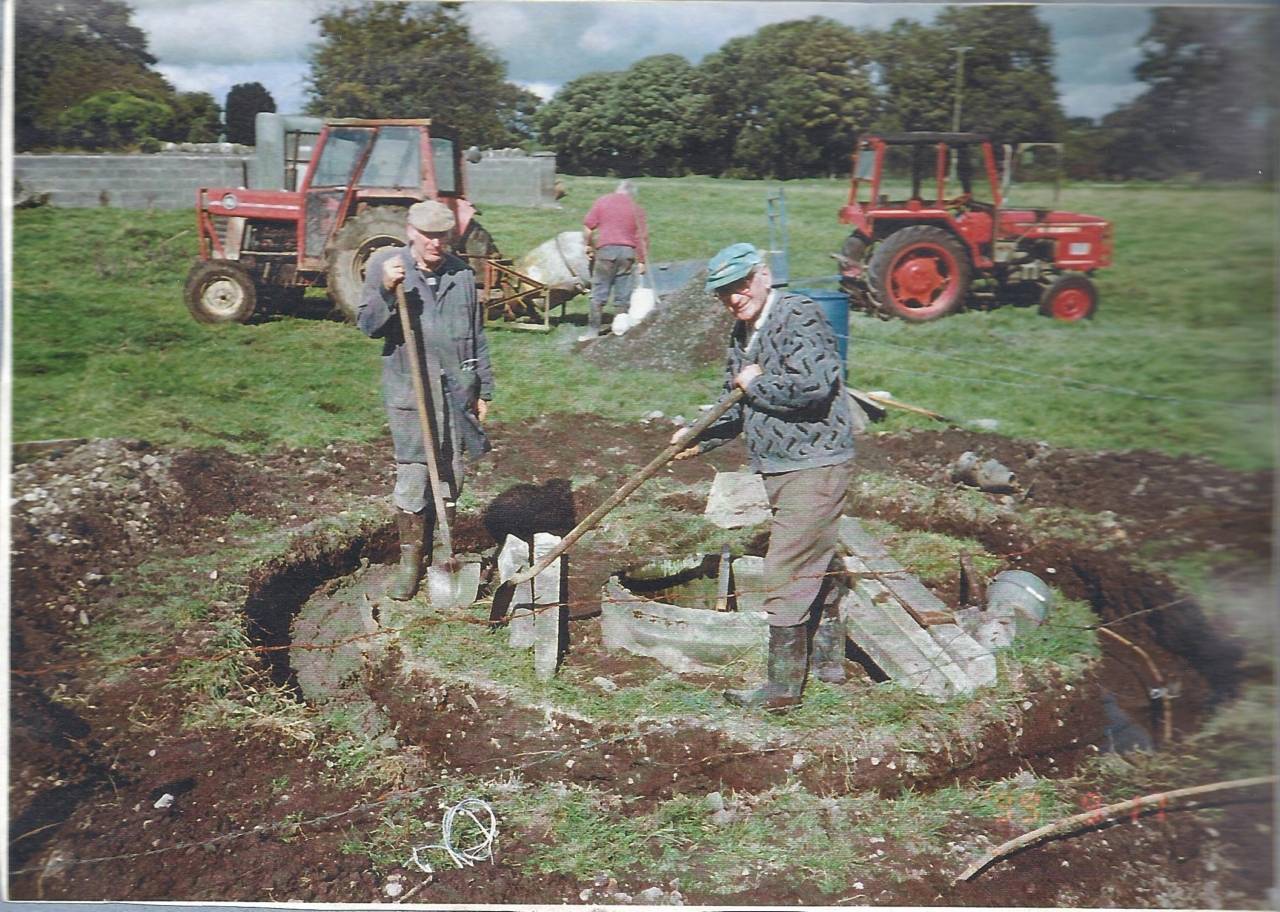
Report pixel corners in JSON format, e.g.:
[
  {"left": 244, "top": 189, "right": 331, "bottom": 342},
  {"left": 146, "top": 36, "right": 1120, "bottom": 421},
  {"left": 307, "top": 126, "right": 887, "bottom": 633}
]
[{"left": 951, "top": 45, "right": 973, "bottom": 132}]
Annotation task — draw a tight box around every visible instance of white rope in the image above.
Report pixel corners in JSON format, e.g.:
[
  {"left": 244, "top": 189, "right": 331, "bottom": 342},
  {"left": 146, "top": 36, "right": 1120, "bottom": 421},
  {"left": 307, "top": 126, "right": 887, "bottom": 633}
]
[{"left": 409, "top": 797, "right": 497, "bottom": 873}]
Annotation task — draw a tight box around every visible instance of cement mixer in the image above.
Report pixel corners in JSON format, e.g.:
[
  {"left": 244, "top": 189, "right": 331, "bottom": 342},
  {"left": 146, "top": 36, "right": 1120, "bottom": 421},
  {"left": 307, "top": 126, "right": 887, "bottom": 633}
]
[{"left": 479, "top": 230, "right": 592, "bottom": 330}]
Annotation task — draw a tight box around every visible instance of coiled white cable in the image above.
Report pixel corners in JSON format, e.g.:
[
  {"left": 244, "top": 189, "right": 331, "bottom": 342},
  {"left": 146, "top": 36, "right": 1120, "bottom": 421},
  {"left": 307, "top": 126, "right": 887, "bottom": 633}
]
[{"left": 409, "top": 797, "right": 497, "bottom": 873}]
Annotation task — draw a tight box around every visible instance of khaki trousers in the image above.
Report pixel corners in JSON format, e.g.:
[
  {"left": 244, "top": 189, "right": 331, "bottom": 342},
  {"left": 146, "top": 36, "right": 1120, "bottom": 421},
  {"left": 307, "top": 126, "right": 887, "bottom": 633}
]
[{"left": 760, "top": 460, "right": 854, "bottom": 628}]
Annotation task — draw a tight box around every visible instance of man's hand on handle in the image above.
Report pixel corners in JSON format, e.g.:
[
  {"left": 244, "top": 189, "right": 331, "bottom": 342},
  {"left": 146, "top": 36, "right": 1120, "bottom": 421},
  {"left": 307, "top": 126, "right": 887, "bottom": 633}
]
[
  {"left": 382, "top": 258, "right": 406, "bottom": 292},
  {"left": 670, "top": 426, "right": 698, "bottom": 461}
]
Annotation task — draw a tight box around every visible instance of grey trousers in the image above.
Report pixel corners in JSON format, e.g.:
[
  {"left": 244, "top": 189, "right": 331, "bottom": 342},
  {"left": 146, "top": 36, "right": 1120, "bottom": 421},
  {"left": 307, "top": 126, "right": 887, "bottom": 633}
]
[
  {"left": 760, "top": 460, "right": 854, "bottom": 628},
  {"left": 588, "top": 244, "right": 636, "bottom": 333}
]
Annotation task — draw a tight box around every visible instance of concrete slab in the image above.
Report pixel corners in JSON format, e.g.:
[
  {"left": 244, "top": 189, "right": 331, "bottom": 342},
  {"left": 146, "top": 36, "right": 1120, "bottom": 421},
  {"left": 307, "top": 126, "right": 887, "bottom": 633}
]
[
  {"left": 532, "top": 533, "right": 567, "bottom": 681},
  {"left": 601, "top": 579, "right": 769, "bottom": 674},
  {"left": 731, "top": 556, "right": 766, "bottom": 612},
  {"left": 497, "top": 535, "right": 537, "bottom": 648},
  {"left": 842, "top": 558, "right": 977, "bottom": 698},
  {"left": 705, "top": 472, "right": 770, "bottom": 529},
  {"left": 838, "top": 516, "right": 892, "bottom": 558},
  {"left": 928, "top": 623, "right": 999, "bottom": 689},
  {"left": 880, "top": 573, "right": 954, "bottom": 626}
]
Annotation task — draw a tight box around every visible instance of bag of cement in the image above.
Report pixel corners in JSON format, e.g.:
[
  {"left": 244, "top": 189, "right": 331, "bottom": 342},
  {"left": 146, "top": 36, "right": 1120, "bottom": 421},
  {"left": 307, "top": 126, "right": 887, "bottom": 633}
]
[{"left": 514, "top": 231, "right": 591, "bottom": 293}]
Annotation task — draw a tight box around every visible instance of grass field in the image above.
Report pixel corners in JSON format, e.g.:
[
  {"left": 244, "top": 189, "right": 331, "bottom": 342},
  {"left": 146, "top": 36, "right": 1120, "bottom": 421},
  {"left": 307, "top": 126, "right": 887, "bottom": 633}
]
[{"left": 10, "top": 176, "right": 1275, "bottom": 470}]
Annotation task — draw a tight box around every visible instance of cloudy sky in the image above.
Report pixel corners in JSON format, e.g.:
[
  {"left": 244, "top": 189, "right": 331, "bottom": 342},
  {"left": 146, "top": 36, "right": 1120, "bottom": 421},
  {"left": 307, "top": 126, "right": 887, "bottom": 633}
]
[{"left": 129, "top": 0, "right": 1157, "bottom": 123}]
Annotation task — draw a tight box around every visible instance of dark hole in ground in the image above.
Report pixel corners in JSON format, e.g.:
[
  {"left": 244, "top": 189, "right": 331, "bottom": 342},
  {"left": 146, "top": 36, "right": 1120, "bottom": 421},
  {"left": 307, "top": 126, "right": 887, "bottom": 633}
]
[
  {"left": 273, "top": 518, "right": 1242, "bottom": 803},
  {"left": 243, "top": 527, "right": 393, "bottom": 689}
]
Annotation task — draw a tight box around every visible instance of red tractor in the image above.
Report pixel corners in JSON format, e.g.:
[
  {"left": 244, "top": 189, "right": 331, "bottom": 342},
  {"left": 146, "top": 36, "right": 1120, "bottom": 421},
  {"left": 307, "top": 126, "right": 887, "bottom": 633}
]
[
  {"left": 835, "top": 132, "right": 1112, "bottom": 322},
  {"left": 185, "top": 117, "right": 498, "bottom": 323}
]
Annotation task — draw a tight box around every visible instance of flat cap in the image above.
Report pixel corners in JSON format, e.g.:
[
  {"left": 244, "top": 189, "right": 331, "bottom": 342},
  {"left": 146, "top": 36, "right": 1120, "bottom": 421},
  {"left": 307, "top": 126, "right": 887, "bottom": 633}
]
[
  {"left": 407, "top": 200, "right": 457, "bottom": 233},
  {"left": 705, "top": 242, "right": 762, "bottom": 291}
]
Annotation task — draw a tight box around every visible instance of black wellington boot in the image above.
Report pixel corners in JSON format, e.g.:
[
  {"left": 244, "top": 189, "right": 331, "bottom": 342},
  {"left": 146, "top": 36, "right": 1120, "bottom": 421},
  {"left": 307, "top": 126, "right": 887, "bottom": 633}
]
[
  {"left": 387, "top": 510, "right": 426, "bottom": 601},
  {"left": 724, "top": 623, "right": 809, "bottom": 711}
]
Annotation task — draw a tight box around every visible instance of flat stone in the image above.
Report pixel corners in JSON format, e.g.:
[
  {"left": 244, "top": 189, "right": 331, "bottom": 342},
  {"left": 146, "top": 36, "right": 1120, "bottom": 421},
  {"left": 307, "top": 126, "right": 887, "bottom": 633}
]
[
  {"left": 704, "top": 472, "right": 770, "bottom": 528},
  {"left": 532, "top": 532, "right": 566, "bottom": 681},
  {"left": 841, "top": 558, "right": 976, "bottom": 698},
  {"left": 927, "top": 623, "right": 998, "bottom": 689},
  {"left": 730, "top": 555, "right": 766, "bottom": 612},
  {"left": 879, "top": 573, "right": 953, "bottom": 625},
  {"left": 498, "top": 535, "right": 536, "bottom": 648},
  {"left": 838, "top": 516, "right": 892, "bottom": 558},
  {"left": 600, "top": 579, "right": 768, "bottom": 674}
]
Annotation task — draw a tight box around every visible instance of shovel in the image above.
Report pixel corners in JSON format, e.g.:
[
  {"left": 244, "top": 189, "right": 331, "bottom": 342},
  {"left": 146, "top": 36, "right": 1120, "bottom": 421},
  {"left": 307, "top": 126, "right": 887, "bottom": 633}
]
[
  {"left": 394, "top": 284, "right": 481, "bottom": 609},
  {"left": 491, "top": 386, "right": 746, "bottom": 620}
]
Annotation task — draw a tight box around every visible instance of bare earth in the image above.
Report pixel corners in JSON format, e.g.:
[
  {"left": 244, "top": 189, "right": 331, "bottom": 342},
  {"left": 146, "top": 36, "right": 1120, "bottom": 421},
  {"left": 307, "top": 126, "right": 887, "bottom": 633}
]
[{"left": 9, "top": 404, "right": 1274, "bottom": 905}]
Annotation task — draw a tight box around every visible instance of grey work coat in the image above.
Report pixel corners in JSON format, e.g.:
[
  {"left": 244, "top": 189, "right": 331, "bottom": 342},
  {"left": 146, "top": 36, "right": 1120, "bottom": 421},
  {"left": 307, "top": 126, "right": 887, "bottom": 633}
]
[{"left": 357, "top": 246, "right": 493, "bottom": 492}]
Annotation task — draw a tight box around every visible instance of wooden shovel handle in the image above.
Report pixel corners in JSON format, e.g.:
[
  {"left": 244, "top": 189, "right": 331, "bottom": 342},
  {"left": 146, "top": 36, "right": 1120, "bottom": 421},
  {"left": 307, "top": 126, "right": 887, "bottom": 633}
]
[
  {"left": 395, "top": 284, "right": 454, "bottom": 559},
  {"left": 501, "top": 386, "right": 746, "bottom": 591}
]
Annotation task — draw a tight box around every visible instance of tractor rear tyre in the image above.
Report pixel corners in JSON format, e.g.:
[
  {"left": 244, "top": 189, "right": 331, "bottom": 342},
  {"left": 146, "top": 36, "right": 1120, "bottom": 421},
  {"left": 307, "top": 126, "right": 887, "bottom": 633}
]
[
  {"left": 1039, "top": 272, "right": 1097, "bottom": 321},
  {"left": 326, "top": 207, "right": 408, "bottom": 321},
  {"left": 184, "top": 259, "right": 258, "bottom": 324},
  {"left": 866, "top": 226, "right": 971, "bottom": 323}
]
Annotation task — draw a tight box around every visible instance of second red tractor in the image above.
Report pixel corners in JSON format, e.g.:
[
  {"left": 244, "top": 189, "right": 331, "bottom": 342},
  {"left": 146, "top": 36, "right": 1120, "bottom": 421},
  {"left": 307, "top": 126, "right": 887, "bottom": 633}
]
[{"left": 836, "top": 132, "right": 1112, "bottom": 322}]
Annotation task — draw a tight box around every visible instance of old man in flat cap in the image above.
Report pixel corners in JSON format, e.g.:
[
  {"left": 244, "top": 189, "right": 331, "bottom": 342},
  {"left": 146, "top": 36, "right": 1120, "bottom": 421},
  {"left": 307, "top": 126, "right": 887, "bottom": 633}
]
[{"left": 358, "top": 200, "right": 494, "bottom": 600}]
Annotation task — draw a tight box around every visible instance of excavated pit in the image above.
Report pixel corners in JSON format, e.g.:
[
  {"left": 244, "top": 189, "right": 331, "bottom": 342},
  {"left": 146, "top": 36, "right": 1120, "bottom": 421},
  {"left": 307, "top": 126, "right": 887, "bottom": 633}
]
[
  {"left": 268, "top": 516, "right": 1234, "bottom": 802},
  {"left": 9, "top": 425, "right": 1271, "bottom": 905}
]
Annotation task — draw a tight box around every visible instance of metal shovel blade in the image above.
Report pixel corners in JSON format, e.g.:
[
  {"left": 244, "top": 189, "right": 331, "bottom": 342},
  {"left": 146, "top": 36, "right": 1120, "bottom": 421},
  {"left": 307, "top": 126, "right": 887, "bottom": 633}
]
[{"left": 427, "top": 561, "right": 482, "bottom": 610}]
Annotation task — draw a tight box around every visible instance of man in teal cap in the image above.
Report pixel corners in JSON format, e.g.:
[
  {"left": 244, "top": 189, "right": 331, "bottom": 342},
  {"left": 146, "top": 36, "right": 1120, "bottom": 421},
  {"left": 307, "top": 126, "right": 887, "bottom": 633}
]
[{"left": 674, "top": 243, "right": 857, "bottom": 710}]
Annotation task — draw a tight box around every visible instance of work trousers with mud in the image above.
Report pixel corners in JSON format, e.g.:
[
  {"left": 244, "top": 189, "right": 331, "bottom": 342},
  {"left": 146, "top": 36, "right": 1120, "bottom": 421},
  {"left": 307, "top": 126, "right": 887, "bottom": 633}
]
[
  {"left": 588, "top": 244, "right": 636, "bottom": 334},
  {"left": 760, "top": 460, "right": 854, "bottom": 628}
]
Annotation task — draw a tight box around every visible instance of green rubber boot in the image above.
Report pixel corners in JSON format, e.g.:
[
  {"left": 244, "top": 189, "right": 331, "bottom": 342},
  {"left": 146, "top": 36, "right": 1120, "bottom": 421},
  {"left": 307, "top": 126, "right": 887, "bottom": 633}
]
[
  {"left": 810, "top": 603, "right": 847, "bottom": 684},
  {"left": 387, "top": 510, "right": 426, "bottom": 601},
  {"left": 724, "top": 623, "right": 809, "bottom": 712}
]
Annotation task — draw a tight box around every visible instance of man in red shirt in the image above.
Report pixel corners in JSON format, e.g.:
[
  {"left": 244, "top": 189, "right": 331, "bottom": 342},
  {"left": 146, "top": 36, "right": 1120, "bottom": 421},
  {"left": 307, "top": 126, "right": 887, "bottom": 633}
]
[{"left": 580, "top": 180, "right": 648, "bottom": 341}]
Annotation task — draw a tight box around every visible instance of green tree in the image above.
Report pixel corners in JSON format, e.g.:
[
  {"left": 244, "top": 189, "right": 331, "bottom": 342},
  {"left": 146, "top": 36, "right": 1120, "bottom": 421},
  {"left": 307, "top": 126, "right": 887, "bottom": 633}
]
[
  {"left": 874, "top": 7, "right": 1062, "bottom": 142},
  {"left": 305, "top": 1, "right": 539, "bottom": 148},
  {"left": 1100, "top": 7, "right": 1274, "bottom": 179},
  {"left": 537, "top": 71, "right": 625, "bottom": 175},
  {"left": 15, "top": 0, "right": 172, "bottom": 149},
  {"left": 169, "top": 92, "right": 224, "bottom": 144},
  {"left": 56, "top": 90, "right": 174, "bottom": 150},
  {"left": 932, "top": 6, "right": 1063, "bottom": 141},
  {"left": 225, "top": 82, "right": 276, "bottom": 145},
  {"left": 699, "top": 17, "right": 877, "bottom": 178},
  {"left": 870, "top": 19, "right": 954, "bottom": 132},
  {"left": 538, "top": 55, "right": 714, "bottom": 176}
]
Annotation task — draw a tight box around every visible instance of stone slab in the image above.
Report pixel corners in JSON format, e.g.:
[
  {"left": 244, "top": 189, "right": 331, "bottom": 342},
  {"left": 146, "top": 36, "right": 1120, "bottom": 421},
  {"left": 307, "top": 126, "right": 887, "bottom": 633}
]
[
  {"left": 880, "top": 573, "right": 954, "bottom": 626},
  {"left": 841, "top": 558, "right": 975, "bottom": 698},
  {"left": 704, "top": 471, "right": 770, "bottom": 529},
  {"left": 600, "top": 579, "right": 768, "bottom": 674},
  {"left": 927, "top": 623, "right": 998, "bottom": 689},
  {"left": 838, "top": 516, "right": 892, "bottom": 559},
  {"left": 498, "top": 535, "right": 536, "bottom": 648},
  {"left": 532, "top": 532, "right": 566, "bottom": 681}
]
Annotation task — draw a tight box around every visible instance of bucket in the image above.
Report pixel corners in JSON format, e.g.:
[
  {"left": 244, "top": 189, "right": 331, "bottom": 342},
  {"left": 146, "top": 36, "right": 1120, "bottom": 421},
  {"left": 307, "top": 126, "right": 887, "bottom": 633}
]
[
  {"left": 793, "top": 288, "right": 850, "bottom": 369},
  {"left": 985, "top": 570, "right": 1053, "bottom": 634}
]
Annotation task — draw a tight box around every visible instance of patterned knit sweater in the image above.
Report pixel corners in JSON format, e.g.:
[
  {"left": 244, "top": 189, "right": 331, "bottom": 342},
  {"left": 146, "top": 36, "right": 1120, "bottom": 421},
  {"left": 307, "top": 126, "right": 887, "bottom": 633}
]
[{"left": 696, "top": 290, "right": 857, "bottom": 474}]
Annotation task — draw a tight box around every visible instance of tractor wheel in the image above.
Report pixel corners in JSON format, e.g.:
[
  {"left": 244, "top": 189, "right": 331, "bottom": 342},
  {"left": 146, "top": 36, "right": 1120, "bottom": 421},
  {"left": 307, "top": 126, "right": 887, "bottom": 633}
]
[
  {"left": 184, "top": 259, "right": 258, "bottom": 324},
  {"left": 866, "top": 226, "right": 971, "bottom": 323},
  {"left": 460, "top": 219, "right": 500, "bottom": 260},
  {"left": 326, "top": 207, "right": 408, "bottom": 321},
  {"left": 1040, "top": 272, "right": 1098, "bottom": 321}
]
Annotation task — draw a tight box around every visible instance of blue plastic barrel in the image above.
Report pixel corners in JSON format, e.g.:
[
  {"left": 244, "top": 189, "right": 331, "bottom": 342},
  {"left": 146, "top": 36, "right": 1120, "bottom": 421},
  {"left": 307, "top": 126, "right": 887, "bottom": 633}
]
[{"left": 792, "top": 288, "right": 850, "bottom": 368}]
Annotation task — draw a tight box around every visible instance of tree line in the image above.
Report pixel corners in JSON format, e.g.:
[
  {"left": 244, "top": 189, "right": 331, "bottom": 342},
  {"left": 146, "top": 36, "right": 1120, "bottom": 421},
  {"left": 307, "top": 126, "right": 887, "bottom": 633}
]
[{"left": 14, "top": 1, "right": 1272, "bottom": 181}]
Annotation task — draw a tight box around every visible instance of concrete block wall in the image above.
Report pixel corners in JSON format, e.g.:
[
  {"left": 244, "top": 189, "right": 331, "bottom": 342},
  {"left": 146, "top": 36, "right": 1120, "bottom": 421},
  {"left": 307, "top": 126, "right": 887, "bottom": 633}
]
[
  {"left": 15, "top": 150, "right": 559, "bottom": 210},
  {"left": 14, "top": 153, "right": 251, "bottom": 210},
  {"left": 466, "top": 151, "right": 560, "bottom": 208}
]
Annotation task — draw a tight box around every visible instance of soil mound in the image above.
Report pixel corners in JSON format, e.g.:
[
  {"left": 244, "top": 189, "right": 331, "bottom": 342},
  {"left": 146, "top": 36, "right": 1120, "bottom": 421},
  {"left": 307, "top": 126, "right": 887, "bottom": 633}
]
[{"left": 582, "top": 268, "right": 734, "bottom": 373}]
